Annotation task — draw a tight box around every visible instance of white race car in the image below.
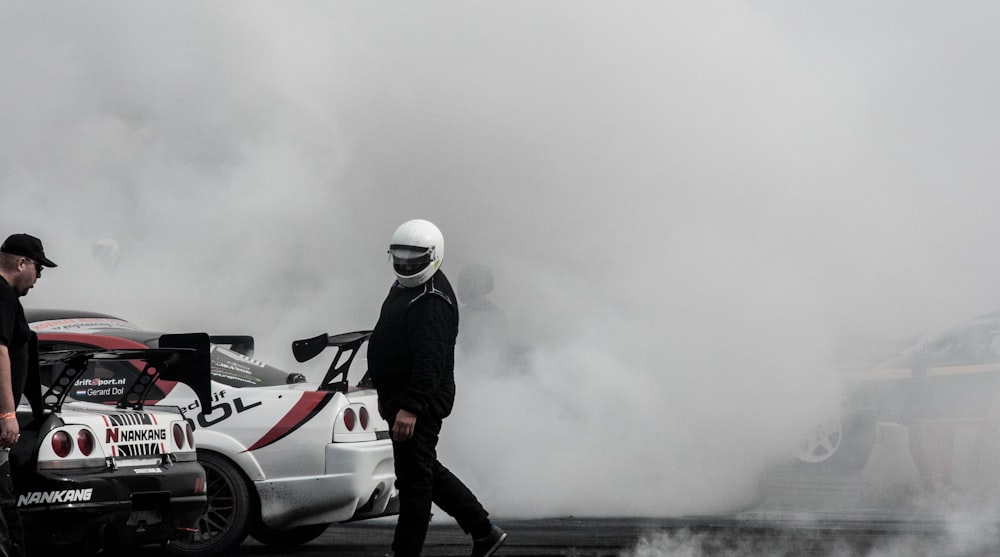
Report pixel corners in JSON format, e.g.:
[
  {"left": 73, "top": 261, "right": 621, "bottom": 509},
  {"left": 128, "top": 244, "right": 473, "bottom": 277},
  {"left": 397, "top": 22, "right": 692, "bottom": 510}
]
[
  {"left": 28, "top": 309, "right": 397, "bottom": 557},
  {"left": 19, "top": 336, "right": 212, "bottom": 553}
]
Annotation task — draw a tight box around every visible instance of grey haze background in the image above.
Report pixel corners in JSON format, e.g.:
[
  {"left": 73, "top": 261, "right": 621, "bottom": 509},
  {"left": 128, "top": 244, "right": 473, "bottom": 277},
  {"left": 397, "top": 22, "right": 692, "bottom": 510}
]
[{"left": 2, "top": 2, "right": 999, "bottom": 517}]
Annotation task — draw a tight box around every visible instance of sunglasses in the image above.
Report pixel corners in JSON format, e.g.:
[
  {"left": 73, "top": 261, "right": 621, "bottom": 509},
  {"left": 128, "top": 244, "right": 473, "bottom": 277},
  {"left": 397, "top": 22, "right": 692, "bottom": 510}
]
[{"left": 24, "top": 258, "right": 41, "bottom": 278}]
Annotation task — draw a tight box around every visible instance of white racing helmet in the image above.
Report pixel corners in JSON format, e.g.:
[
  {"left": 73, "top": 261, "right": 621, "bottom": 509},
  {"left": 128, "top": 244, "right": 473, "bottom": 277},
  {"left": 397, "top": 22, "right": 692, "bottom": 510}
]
[{"left": 388, "top": 219, "right": 444, "bottom": 288}]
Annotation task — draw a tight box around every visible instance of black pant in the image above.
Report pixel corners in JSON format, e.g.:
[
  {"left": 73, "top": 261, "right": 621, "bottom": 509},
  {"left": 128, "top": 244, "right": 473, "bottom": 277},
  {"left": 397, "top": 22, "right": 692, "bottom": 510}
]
[
  {"left": 0, "top": 460, "right": 24, "bottom": 557},
  {"left": 390, "top": 414, "right": 490, "bottom": 557}
]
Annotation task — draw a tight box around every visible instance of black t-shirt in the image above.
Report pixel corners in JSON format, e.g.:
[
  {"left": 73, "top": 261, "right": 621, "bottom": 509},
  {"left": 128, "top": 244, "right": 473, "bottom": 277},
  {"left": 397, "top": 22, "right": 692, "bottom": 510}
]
[{"left": 0, "top": 276, "right": 31, "bottom": 403}]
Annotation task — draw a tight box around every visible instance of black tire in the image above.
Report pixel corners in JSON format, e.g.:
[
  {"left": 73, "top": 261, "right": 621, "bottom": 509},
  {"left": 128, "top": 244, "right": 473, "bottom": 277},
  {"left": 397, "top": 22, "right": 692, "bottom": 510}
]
[
  {"left": 167, "top": 451, "right": 255, "bottom": 557},
  {"left": 250, "top": 522, "right": 330, "bottom": 547}
]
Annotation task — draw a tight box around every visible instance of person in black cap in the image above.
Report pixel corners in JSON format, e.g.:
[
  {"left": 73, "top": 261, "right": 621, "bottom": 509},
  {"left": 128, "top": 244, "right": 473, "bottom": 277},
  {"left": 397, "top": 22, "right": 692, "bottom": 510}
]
[{"left": 0, "top": 233, "right": 56, "bottom": 557}]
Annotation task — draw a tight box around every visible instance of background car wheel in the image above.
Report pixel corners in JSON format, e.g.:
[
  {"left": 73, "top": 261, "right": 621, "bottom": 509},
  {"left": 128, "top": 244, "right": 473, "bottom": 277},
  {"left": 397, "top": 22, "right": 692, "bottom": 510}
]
[
  {"left": 792, "top": 408, "right": 878, "bottom": 471},
  {"left": 167, "top": 451, "right": 255, "bottom": 557},
  {"left": 250, "top": 522, "right": 330, "bottom": 547},
  {"left": 793, "top": 414, "right": 844, "bottom": 464}
]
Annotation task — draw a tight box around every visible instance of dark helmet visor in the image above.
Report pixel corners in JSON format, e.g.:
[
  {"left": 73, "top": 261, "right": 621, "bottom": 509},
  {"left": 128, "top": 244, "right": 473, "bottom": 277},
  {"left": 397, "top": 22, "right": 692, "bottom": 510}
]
[{"left": 389, "top": 244, "right": 432, "bottom": 276}]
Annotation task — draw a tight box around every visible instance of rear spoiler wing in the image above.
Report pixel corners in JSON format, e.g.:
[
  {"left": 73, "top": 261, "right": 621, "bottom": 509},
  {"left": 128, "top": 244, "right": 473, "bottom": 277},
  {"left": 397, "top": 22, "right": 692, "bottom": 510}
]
[
  {"left": 291, "top": 331, "right": 372, "bottom": 393},
  {"left": 38, "top": 333, "right": 213, "bottom": 413}
]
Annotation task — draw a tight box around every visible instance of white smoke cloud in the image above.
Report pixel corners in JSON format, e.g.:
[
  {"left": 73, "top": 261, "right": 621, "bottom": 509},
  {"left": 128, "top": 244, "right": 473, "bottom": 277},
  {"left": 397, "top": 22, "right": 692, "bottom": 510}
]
[
  {"left": 3, "top": 1, "right": 1000, "bottom": 523},
  {"left": 619, "top": 517, "right": 1000, "bottom": 557}
]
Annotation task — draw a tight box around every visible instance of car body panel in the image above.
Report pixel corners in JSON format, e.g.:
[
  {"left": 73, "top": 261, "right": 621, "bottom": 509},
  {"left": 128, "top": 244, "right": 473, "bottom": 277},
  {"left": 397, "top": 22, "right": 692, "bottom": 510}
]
[{"left": 28, "top": 311, "right": 397, "bottom": 543}]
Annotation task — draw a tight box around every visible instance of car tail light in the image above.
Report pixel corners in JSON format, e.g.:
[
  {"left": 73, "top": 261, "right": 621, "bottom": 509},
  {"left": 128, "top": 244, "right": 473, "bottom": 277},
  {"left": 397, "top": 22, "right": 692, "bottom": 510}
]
[
  {"left": 343, "top": 408, "right": 357, "bottom": 431},
  {"left": 173, "top": 423, "right": 186, "bottom": 449},
  {"left": 76, "top": 429, "right": 95, "bottom": 456},
  {"left": 195, "top": 475, "right": 205, "bottom": 494},
  {"left": 52, "top": 430, "right": 73, "bottom": 458},
  {"left": 185, "top": 422, "right": 195, "bottom": 448},
  {"left": 359, "top": 406, "right": 370, "bottom": 430}
]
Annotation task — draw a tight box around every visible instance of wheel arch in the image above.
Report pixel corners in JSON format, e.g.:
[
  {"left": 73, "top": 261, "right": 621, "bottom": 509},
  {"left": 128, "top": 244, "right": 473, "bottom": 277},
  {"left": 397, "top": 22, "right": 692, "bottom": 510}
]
[{"left": 192, "top": 429, "right": 266, "bottom": 481}]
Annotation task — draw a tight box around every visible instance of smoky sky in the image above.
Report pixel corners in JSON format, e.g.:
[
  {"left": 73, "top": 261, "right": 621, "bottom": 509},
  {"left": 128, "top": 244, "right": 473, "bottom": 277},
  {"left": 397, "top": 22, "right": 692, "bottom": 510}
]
[{"left": 3, "top": 2, "right": 1000, "bottom": 517}]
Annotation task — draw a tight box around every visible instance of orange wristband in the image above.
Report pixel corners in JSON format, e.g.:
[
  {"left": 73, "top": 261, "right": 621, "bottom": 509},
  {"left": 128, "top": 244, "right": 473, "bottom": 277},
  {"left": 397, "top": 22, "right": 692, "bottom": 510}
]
[{"left": 0, "top": 412, "right": 15, "bottom": 420}]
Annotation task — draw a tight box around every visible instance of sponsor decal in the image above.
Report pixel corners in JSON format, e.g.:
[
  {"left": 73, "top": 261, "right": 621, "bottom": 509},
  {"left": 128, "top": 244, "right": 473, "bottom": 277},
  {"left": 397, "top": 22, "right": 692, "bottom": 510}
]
[
  {"left": 106, "top": 428, "right": 167, "bottom": 443},
  {"left": 30, "top": 318, "right": 136, "bottom": 332},
  {"left": 73, "top": 377, "right": 128, "bottom": 398},
  {"left": 106, "top": 413, "right": 156, "bottom": 427},
  {"left": 210, "top": 347, "right": 267, "bottom": 386},
  {"left": 18, "top": 488, "right": 94, "bottom": 507},
  {"left": 211, "top": 364, "right": 263, "bottom": 386},
  {"left": 181, "top": 390, "right": 265, "bottom": 429},
  {"left": 75, "top": 386, "right": 125, "bottom": 397},
  {"left": 75, "top": 377, "right": 128, "bottom": 388},
  {"left": 104, "top": 414, "right": 167, "bottom": 457},
  {"left": 115, "top": 443, "right": 164, "bottom": 457},
  {"left": 134, "top": 468, "right": 163, "bottom": 474},
  {"left": 214, "top": 346, "right": 266, "bottom": 368}
]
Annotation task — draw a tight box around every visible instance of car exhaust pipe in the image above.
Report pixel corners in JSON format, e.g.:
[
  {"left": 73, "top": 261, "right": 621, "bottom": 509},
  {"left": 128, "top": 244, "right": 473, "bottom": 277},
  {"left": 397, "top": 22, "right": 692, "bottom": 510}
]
[{"left": 356, "top": 485, "right": 383, "bottom": 514}]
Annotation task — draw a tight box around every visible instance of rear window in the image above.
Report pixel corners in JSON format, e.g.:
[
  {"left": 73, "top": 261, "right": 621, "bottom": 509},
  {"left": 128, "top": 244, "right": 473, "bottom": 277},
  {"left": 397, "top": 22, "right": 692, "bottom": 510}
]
[
  {"left": 208, "top": 345, "right": 299, "bottom": 387},
  {"left": 141, "top": 338, "right": 302, "bottom": 387},
  {"left": 42, "top": 339, "right": 301, "bottom": 395},
  {"left": 38, "top": 342, "right": 166, "bottom": 403}
]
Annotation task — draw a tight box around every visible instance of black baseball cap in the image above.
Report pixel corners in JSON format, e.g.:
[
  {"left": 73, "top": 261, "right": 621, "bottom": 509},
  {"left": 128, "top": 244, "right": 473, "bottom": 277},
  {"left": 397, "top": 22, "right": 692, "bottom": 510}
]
[{"left": 1, "top": 233, "right": 57, "bottom": 267}]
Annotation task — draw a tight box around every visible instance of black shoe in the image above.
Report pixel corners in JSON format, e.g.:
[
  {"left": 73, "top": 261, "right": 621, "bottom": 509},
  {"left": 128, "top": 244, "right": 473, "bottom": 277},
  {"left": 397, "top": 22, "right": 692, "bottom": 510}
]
[{"left": 471, "top": 525, "right": 507, "bottom": 557}]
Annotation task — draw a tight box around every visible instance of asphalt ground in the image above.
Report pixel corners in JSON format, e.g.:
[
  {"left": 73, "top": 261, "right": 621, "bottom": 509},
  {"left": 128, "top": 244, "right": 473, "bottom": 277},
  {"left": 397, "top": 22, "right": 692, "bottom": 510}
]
[
  {"left": 114, "top": 464, "right": 1000, "bottom": 556},
  {"left": 129, "top": 514, "right": 1000, "bottom": 557}
]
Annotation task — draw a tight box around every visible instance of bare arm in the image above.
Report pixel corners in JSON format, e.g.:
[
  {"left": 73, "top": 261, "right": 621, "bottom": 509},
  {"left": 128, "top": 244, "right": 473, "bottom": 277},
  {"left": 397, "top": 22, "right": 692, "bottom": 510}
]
[{"left": 0, "top": 344, "right": 19, "bottom": 447}]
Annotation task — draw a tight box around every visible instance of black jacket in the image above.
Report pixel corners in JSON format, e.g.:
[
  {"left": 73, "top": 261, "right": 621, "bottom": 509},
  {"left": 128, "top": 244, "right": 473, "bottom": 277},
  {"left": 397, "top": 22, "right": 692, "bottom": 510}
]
[{"left": 368, "top": 271, "right": 458, "bottom": 421}]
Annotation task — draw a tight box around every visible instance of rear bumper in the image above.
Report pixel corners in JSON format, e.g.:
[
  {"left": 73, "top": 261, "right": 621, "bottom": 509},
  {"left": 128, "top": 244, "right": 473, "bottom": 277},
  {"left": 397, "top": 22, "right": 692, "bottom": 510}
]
[
  {"left": 18, "top": 460, "right": 206, "bottom": 547},
  {"left": 256, "top": 440, "right": 397, "bottom": 529}
]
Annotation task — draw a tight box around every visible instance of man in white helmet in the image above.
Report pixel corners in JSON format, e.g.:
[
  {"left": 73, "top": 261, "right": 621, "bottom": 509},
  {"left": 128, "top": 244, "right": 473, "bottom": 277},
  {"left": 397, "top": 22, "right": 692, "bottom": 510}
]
[{"left": 367, "top": 219, "right": 506, "bottom": 557}]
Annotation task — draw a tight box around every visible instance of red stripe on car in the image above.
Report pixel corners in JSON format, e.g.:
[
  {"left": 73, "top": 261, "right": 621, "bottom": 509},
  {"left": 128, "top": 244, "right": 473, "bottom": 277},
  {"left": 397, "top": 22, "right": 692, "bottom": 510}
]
[{"left": 243, "top": 392, "right": 334, "bottom": 452}]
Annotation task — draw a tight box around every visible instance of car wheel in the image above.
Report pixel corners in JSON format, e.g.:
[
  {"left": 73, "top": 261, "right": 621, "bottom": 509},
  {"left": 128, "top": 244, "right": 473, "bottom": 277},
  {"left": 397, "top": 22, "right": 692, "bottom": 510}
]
[
  {"left": 167, "top": 451, "right": 255, "bottom": 557},
  {"left": 793, "top": 414, "right": 844, "bottom": 464},
  {"left": 250, "top": 522, "right": 330, "bottom": 547},
  {"left": 792, "top": 408, "right": 878, "bottom": 471}
]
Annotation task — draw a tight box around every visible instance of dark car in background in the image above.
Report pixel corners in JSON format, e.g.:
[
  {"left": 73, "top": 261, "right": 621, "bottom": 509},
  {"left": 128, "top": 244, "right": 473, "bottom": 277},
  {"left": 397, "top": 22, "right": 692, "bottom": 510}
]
[{"left": 779, "top": 311, "right": 1000, "bottom": 511}]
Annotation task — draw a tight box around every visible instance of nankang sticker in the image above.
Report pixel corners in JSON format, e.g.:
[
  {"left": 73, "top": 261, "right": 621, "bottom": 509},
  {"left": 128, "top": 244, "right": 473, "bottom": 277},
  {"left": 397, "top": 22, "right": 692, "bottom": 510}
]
[
  {"left": 105, "top": 418, "right": 168, "bottom": 457},
  {"left": 18, "top": 488, "right": 94, "bottom": 507},
  {"left": 106, "top": 428, "right": 167, "bottom": 443}
]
